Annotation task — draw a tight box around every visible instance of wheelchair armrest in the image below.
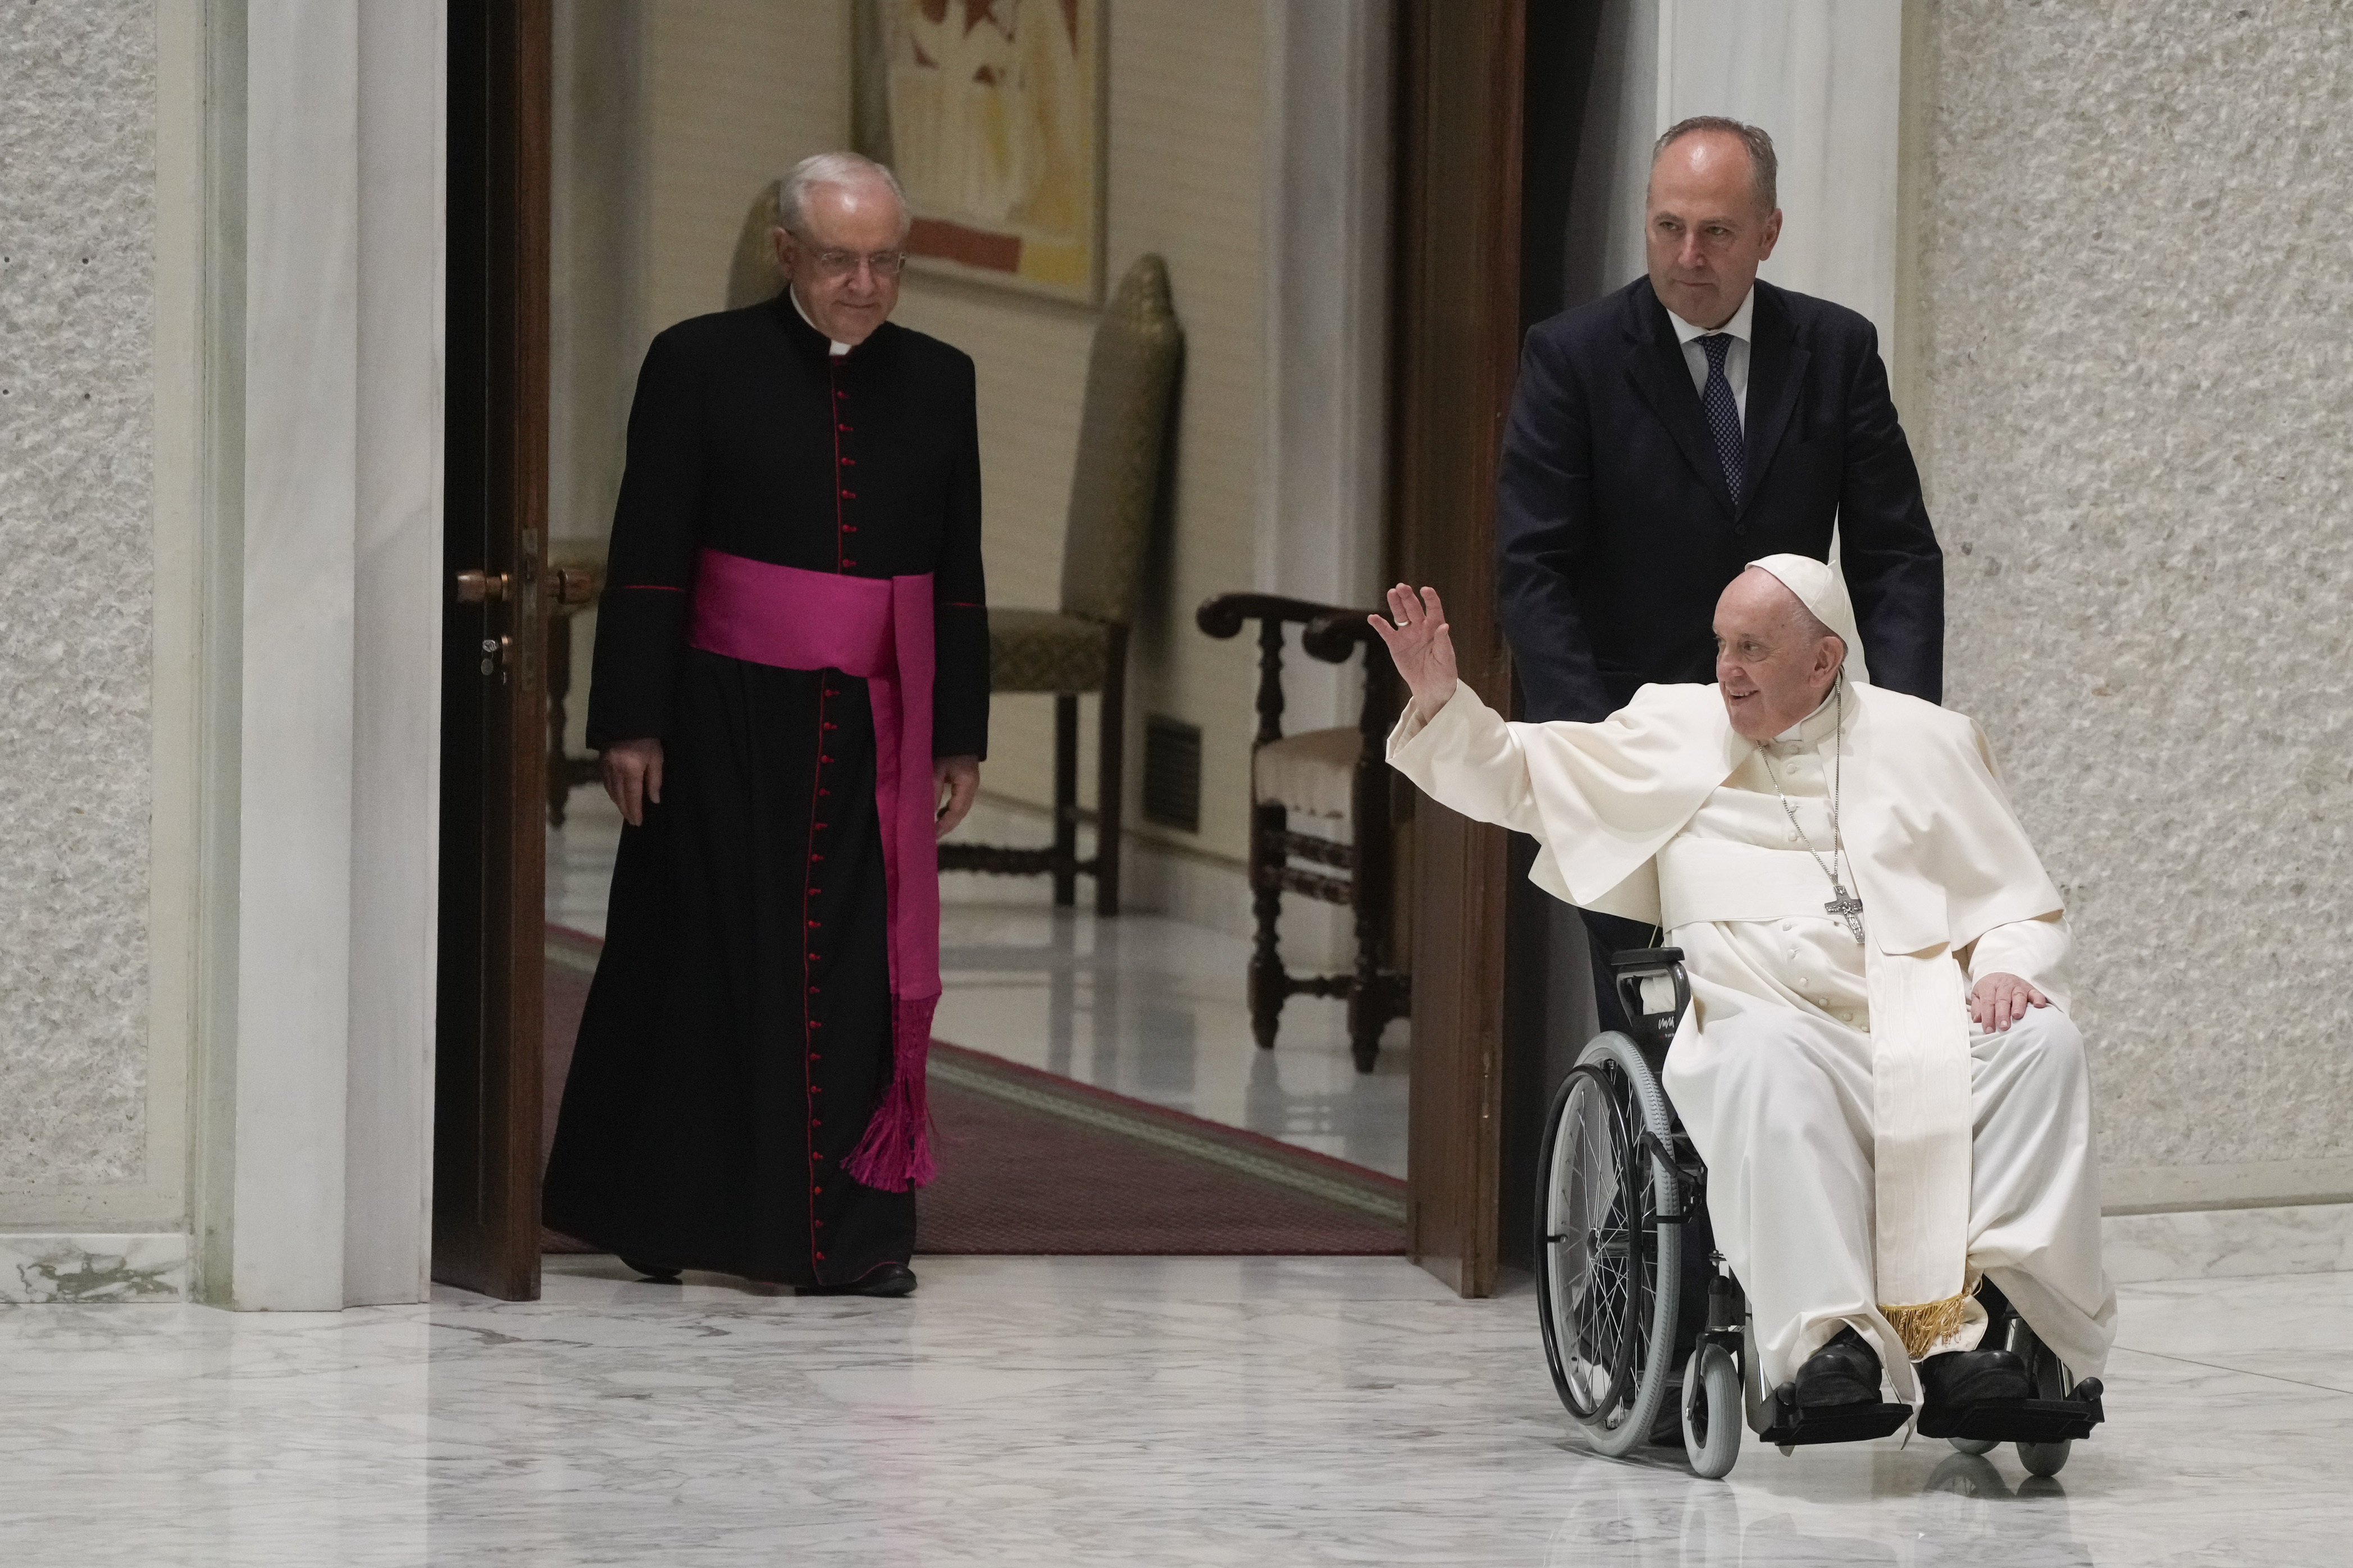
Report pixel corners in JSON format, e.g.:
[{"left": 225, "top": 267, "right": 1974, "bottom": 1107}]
[{"left": 1608, "top": 947, "right": 1690, "bottom": 1051}]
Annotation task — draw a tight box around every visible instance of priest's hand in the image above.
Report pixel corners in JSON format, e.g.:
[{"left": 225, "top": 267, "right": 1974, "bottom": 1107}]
[
  {"left": 1369, "top": 584, "right": 1460, "bottom": 721},
  {"left": 934, "top": 755, "right": 980, "bottom": 839},
  {"left": 1969, "top": 971, "right": 2049, "bottom": 1032},
  {"left": 601, "top": 738, "right": 664, "bottom": 828}
]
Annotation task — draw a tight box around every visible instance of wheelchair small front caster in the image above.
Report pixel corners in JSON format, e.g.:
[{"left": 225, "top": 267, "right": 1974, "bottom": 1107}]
[
  {"left": 1681, "top": 1344, "right": 1741, "bottom": 1479},
  {"left": 2018, "top": 1438, "right": 2071, "bottom": 1476}
]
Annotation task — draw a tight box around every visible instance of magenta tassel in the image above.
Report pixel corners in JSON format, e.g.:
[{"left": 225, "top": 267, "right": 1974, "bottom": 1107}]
[{"left": 846, "top": 995, "right": 939, "bottom": 1192}]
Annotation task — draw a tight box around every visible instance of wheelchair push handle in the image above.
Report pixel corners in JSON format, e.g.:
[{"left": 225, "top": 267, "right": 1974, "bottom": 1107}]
[{"left": 1608, "top": 947, "right": 1690, "bottom": 1050}]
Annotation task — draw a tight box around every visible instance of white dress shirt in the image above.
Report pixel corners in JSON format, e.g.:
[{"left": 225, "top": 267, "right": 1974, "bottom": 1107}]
[{"left": 1666, "top": 286, "right": 1755, "bottom": 424}]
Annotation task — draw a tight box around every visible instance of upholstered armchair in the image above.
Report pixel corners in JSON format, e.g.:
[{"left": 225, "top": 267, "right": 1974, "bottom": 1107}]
[
  {"left": 1196, "top": 595, "right": 1412, "bottom": 1072},
  {"left": 938, "top": 253, "right": 1184, "bottom": 915}
]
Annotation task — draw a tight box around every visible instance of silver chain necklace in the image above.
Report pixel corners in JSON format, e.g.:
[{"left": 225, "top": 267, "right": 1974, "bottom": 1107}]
[{"left": 1759, "top": 679, "right": 1865, "bottom": 943}]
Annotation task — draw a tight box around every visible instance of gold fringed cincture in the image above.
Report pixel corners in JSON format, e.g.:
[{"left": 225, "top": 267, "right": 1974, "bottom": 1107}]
[{"left": 1879, "top": 1292, "right": 1975, "bottom": 1362}]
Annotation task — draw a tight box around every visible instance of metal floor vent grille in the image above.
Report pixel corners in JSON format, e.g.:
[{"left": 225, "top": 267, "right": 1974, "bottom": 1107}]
[{"left": 1142, "top": 715, "right": 1202, "bottom": 832}]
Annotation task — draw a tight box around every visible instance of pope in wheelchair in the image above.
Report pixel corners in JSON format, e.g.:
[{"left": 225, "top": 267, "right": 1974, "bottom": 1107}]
[{"left": 1372, "top": 556, "right": 2114, "bottom": 1479}]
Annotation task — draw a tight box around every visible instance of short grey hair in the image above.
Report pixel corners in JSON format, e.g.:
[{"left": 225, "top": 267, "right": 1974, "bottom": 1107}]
[
  {"left": 1652, "top": 116, "right": 1777, "bottom": 213},
  {"left": 778, "top": 152, "right": 910, "bottom": 238}
]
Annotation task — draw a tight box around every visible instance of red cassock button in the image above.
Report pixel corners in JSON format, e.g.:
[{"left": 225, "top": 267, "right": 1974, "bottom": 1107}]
[{"left": 815, "top": 1251, "right": 826, "bottom": 1260}]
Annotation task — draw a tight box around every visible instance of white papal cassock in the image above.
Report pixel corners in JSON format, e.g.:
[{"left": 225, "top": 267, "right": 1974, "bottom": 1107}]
[{"left": 1387, "top": 626, "right": 2115, "bottom": 1406}]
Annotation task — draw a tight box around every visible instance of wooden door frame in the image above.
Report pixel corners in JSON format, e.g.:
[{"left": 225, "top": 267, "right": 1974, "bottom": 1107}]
[
  {"left": 1389, "top": 0, "right": 1527, "bottom": 1299},
  {"left": 433, "top": 0, "right": 552, "bottom": 1302}
]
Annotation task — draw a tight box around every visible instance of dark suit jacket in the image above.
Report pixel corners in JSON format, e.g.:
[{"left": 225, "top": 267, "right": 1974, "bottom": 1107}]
[{"left": 1495, "top": 276, "right": 1942, "bottom": 722}]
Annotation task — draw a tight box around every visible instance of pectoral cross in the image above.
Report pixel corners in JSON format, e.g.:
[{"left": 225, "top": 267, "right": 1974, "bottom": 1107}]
[{"left": 1825, "top": 885, "right": 1866, "bottom": 944}]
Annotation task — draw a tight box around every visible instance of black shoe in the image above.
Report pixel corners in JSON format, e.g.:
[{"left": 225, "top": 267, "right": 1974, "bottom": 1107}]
[
  {"left": 799, "top": 1261, "right": 918, "bottom": 1299},
  {"left": 1794, "top": 1325, "right": 1883, "bottom": 1407},
  {"left": 619, "top": 1257, "right": 681, "bottom": 1282},
  {"left": 1919, "top": 1347, "right": 2032, "bottom": 1412}
]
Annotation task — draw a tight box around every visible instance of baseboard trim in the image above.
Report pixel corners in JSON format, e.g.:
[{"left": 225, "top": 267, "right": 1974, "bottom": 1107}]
[
  {"left": 0, "top": 1232, "right": 188, "bottom": 1302},
  {"left": 950, "top": 793, "right": 1357, "bottom": 968},
  {"left": 2100, "top": 1157, "right": 2353, "bottom": 1215},
  {"left": 2101, "top": 1202, "right": 2353, "bottom": 1284}
]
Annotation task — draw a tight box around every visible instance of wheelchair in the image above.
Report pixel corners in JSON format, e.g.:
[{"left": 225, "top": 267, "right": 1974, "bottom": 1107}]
[{"left": 1535, "top": 948, "right": 2106, "bottom": 1480}]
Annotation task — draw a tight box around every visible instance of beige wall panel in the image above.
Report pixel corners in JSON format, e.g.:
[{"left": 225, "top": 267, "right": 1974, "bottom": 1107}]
[
  {"left": 896, "top": 0, "right": 1267, "bottom": 864},
  {"left": 1918, "top": 4, "right": 2353, "bottom": 1177},
  {"left": 640, "top": 0, "right": 849, "bottom": 344}
]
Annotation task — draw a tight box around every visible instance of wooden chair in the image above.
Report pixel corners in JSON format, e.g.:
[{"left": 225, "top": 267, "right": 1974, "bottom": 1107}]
[
  {"left": 1196, "top": 595, "right": 1411, "bottom": 1072},
  {"left": 545, "top": 547, "right": 604, "bottom": 826},
  {"left": 938, "top": 253, "right": 1184, "bottom": 915}
]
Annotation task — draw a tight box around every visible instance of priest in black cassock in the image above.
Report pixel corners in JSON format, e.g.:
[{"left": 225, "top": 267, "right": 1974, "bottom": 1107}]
[{"left": 544, "top": 153, "right": 988, "bottom": 1298}]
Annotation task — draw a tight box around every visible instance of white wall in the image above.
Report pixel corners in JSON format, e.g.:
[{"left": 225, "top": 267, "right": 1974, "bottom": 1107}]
[{"left": 1914, "top": 1, "right": 2353, "bottom": 1219}]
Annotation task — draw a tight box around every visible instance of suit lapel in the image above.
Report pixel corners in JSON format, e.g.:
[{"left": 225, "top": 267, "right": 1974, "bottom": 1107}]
[
  {"left": 1622, "top": 283, "right": 1736, "bottom": 516},
  {"left": 1739, "top": 282, "right": 1809, "bottom": 518}
]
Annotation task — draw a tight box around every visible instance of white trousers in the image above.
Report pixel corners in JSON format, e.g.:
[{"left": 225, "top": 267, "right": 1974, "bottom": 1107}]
[{"left": 1661, "top": 1003, "right": 2117, "bottom": 1394}]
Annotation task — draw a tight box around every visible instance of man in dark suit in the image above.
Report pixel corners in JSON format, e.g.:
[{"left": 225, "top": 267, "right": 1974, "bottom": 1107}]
[{"left": 1495, "top": 116, "right": 1943, "bottom": 993}]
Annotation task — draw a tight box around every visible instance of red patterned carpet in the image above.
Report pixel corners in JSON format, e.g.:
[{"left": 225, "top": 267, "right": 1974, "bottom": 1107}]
[{"left": 542, "top": 925, "right": 1404, "bottom": 1257}]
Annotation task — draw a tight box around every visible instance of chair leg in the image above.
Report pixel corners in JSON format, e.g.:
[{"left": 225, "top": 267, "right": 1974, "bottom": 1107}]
[
  {"left": 1093, "top": 628, "right": 1127, "bottom": 917},
  {"left": 1248, "top": 802, "right": 1288, "bottom": 1049},
  {"left": 1346, "top": 750, "right": 1395, "bottom": 1074},
  {"left": 546, "top": 611, "right": 573, "bottom": 829},
  {"left": 1052, "top": 693, "right": 1079, "bottom": 907}
]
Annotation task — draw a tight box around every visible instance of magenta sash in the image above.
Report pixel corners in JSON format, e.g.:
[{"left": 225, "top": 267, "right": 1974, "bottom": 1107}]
[{"left": 687, "top": 548, "right": 941, "bottom": 1192}]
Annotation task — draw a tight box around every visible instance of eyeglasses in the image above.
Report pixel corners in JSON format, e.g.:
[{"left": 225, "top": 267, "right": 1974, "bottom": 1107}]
[{"left": 806, "top": 247, "right": 909, "bottom": 280}]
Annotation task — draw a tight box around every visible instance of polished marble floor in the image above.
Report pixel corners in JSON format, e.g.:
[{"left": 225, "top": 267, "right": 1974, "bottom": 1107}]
[
  {"left": 549, "top": 791, "right": 1410, "bottom": 1177},
  {"left": 5, "top": 1258, "right": 2347, "bottom": 1565}
]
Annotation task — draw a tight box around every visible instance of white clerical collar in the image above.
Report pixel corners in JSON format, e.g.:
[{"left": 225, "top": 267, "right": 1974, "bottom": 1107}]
[
  {"left": 788, "top": 286, "right": 853, "bottom": 356},
  {"left": 1770, "top": 682, "right": 1844, "bottom": 748},
  {"left": 1666, "top": 284, "right": 1755, "bottom": 348}
]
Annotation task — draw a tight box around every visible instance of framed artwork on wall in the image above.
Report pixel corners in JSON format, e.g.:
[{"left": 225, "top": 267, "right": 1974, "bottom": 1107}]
[{"left": 851, "top": 0, "right": 1106, "bottom": 305}]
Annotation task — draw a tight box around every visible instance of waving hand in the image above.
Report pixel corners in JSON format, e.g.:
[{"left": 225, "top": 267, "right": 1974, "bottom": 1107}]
[{"left": 1370, "top": 584, "right": 1460, "bottom": 721}]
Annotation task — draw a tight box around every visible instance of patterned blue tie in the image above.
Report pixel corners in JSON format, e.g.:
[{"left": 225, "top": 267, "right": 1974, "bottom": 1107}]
[{"left": 1698, "top": 332, "right": 1744, "bottom": 504}]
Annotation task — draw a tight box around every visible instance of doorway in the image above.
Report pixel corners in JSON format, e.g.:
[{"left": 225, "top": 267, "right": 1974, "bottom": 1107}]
[
  {"left": 433, "top": 0, "right": 551, "bottom": 1302},
  {"left": 432, "top": 0, "right": 1579, "bottom": 1299}
]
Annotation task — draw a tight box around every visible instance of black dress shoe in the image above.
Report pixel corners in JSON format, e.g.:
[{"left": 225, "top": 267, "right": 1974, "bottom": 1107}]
[
  {"left": 1919, "top": 1347, "right": 2032, "bottom": 1411},
  {"left": 619, "top": 1257, "right": 681, "bottom": 1282},
  {"left": 799, "top": 1261, "right": 918, "bottom": 1299},
  {"left": 1794, "top": 1325, "right": 1883, "bottom": 1407}
]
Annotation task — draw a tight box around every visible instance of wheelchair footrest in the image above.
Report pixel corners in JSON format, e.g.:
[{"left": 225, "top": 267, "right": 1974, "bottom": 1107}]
[
  {"left": 1755, "top": 1394, "right": 1913, "bottom": 1447},
  {"left": 1917, "top": 1378, "right": 2105, "bottom": 1443}
]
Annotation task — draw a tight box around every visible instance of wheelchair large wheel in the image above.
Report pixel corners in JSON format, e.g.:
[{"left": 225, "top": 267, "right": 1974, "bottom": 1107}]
[{"left": 1535, "top": 1032, "right": 1682, "bottom": 1457}]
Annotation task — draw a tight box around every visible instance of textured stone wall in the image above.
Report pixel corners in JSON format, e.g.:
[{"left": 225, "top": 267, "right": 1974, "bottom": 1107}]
[
  {"left": 1919, "top": 3, "right": 2353, "bottom": 1173},
  {"left": 0, "top": 1, "right": 156, "bottom": 1185}
]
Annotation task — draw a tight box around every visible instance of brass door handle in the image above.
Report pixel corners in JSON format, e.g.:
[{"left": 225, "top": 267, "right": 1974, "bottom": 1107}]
[
  {"left": 454, "top": 569, "right": 512, "bottom": 605},
  {"left": 551, "top": 567, "right": 596, "bottom": 606}
]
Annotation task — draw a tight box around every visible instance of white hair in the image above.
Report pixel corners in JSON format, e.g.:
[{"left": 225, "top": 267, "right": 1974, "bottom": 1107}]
[{"left": 778, "top": 152, "right": 909, "bottom": 238}]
